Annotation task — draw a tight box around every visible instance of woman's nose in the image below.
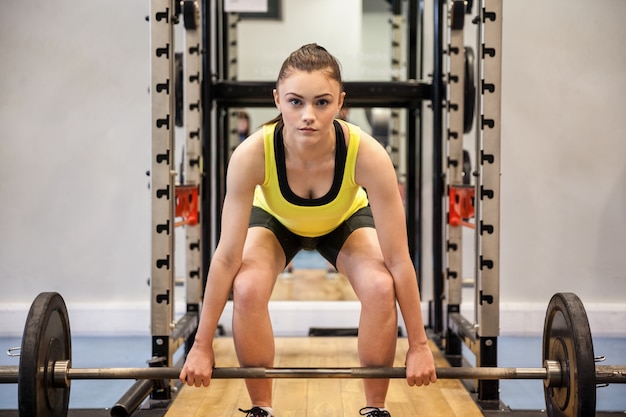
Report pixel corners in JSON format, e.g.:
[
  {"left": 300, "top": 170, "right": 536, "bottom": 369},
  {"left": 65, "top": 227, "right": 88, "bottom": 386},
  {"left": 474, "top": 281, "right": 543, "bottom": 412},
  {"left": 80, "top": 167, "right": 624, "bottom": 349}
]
[{"left": 301, "top": 104, "right": 315, "bottom": 121}]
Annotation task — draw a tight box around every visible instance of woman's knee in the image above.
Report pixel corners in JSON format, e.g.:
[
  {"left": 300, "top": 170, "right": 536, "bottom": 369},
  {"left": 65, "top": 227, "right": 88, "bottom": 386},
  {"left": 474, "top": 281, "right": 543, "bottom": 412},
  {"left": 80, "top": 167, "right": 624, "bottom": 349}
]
[
  {"left": 349, "top": 266, "right": 396, "bottom": 309},
  {"left": 369, "top": 272, "right": 396, "bottom": 304},
  {"left": 232, "top": 267, "right": 276, "bottom": 309},
  {"left": 233, "top": 230, "right": 285, "bottom": 309}
]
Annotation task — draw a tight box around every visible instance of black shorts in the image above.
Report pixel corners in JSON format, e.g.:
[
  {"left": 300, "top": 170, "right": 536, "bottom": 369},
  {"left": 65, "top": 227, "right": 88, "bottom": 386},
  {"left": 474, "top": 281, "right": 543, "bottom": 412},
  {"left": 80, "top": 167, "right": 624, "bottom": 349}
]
[{"left": 249, "top": 206, "right": 375, "bottom": 268}]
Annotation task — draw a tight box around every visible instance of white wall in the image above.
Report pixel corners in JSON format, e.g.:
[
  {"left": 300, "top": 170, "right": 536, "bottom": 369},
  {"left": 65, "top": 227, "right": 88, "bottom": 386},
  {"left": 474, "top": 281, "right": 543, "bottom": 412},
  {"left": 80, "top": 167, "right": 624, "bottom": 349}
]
[
  {"left": 0, "top": 1, "right": 153, "bottom": 335},
  {"left": 499, "top": 1, "right": 626, "bottom": 304},
  {"left": 0, "top": 0, "right": 624, "bottom": 337}
]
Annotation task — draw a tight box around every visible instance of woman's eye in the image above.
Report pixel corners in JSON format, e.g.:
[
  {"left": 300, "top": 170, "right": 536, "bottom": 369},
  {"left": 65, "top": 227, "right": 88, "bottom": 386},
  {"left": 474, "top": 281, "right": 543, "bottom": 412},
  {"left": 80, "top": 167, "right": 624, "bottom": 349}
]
[
  {"left": 289, "top": 98, "right": 301, "bottom": 106},
  {"left": 317, "top": 99, "right": 329, "bottom": 106}
]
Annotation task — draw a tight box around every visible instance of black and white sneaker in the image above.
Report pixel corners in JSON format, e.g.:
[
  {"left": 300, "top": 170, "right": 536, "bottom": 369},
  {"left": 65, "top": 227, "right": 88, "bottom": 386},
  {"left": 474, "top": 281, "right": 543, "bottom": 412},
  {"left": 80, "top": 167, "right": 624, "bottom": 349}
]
[
  {"left": 238, "top": 407, "right": 273, "bottom": 417},
  {"left": 359, "top": 407, "right": 391, "bottom": 417}
]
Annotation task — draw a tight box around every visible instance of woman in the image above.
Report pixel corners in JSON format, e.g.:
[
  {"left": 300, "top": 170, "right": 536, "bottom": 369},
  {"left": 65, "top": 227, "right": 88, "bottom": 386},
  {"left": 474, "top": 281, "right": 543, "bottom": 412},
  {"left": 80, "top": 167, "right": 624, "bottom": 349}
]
[{"left": 180, "top": 43, "right": 437, "bottom": 417}]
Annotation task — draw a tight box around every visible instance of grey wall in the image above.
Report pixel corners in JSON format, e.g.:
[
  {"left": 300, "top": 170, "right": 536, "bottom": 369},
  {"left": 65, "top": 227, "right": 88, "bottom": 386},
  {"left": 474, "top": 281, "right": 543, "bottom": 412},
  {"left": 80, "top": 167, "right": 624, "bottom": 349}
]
[
  {"left": 0, "top": 2, "right": 152, "bottom": 301},
  {"left": 499, "top": 1, "right": 626, "bottom": 303},
  {"left": 0, "top": 0, "right": 624, "bottom": 337}
]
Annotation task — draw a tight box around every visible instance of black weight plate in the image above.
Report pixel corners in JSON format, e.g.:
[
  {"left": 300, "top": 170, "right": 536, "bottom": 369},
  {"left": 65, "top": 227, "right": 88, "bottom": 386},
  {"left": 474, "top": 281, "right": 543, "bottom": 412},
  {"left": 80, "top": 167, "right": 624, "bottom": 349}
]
[
  {"left": 183, "top": 0, "right": 198, "bottom": 30},
  {"left": 464, "top": 46, "right": 475, "bottom": 134},
  {"left": 451, "top": 0, "right": 465, "bottom": 30},
  {"left": 542, "top": 293, "right": 596, "bottom": 417},
  {"left": 19, "top": 292, "right": 72, "bottom": 417}
]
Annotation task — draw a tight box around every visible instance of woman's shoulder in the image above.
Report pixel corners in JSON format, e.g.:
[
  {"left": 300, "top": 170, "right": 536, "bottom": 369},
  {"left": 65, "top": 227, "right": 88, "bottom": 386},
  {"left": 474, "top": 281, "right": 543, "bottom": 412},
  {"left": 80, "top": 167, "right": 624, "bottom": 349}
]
[
  {"left": 230, "top": 129, "right": 266, "bottom": 169},
  {"left": 335, "top": 120, "right": 379, "bottom": 150},
  {"left": 337, "top": 119, "right": 359, "bottom": 135},
  {"left": 237, "top": 128, "right": 265, "bottom": 150}
]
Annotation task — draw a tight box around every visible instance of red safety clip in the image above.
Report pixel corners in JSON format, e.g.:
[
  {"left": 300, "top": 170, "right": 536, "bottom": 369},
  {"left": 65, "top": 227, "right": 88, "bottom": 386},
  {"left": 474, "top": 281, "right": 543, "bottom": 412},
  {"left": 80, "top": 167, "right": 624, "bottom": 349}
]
[
  {"left": 449, "top": 185, "right": 475, "bottom": 228},
  {"left": 175, "top": 185, "right": 199, "bottom": 227}
]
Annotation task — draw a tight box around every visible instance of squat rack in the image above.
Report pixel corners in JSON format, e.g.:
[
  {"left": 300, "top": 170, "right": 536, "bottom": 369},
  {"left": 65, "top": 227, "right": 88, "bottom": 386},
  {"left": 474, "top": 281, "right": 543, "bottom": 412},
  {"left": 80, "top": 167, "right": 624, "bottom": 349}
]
[
  {"left": 145, "top": 0, "right": 505, "bottom": 409},
  {"left": 439, "top": 0, "right": 504, "bottom": 406}
]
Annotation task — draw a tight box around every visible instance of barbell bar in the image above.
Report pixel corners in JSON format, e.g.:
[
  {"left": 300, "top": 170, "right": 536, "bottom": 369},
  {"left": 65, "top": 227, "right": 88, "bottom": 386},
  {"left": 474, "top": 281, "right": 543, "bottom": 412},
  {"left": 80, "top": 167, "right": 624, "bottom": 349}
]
[
  {"left": 3, "top": 360, "right": 621, "bottom": 384},
  {"left": 5, "top": 292, "right": 626, "bottom": 417}
]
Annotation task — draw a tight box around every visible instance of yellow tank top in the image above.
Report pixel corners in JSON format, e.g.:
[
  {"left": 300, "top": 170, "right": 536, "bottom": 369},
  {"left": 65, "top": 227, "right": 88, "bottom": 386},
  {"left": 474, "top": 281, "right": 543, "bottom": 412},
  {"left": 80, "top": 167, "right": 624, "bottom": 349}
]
[{"left": 253, "top": 120, "right": 369, "bottom": 237}]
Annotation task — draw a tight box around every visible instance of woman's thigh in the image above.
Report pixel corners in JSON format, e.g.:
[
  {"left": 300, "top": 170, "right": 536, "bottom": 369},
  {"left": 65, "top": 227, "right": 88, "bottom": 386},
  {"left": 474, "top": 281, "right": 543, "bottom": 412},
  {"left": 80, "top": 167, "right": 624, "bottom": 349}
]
[
  {"left": 233, "top": 227, "right": 287, "bottom": 302},
  {"left": 335, "top": 227, "right": 394, "bottom": 300}
]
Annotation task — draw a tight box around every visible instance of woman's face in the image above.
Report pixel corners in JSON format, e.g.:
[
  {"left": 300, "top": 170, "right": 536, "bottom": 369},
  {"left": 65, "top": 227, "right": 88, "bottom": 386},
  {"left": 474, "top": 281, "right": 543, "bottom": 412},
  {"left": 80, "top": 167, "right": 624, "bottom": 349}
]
[{"left": 273, "top": 69, "right": 345, "bottom": 140}]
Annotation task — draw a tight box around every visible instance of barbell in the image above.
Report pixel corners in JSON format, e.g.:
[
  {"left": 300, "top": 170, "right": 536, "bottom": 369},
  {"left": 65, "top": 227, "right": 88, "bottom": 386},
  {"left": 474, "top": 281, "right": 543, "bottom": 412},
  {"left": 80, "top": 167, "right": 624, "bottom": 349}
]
[{"left": 2, "top": 292, "right": 625, "bottom": 417}]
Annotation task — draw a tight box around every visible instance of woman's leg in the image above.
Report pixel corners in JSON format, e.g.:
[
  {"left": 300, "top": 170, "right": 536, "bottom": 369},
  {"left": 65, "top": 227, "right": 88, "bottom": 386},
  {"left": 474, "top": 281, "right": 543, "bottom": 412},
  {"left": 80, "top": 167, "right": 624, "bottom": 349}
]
[
  {"left": 336, "top": 227, "right": 398, "bottom": 408},
  {"left": 232, "top": 227, "right": 286, "bottom": 407}
]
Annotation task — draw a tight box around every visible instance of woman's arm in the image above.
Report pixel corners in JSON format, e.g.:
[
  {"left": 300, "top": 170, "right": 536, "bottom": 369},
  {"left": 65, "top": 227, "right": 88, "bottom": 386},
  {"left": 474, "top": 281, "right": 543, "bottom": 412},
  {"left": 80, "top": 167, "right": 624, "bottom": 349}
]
[
  {"left": 193, "top": 131, "right": 266, "bottom": 347},
  {"left": 180, "top": 131, "right": 265, "bottom": 386},
  {"left": 355, "top": 133, "right": 436, "bottom": 385}
]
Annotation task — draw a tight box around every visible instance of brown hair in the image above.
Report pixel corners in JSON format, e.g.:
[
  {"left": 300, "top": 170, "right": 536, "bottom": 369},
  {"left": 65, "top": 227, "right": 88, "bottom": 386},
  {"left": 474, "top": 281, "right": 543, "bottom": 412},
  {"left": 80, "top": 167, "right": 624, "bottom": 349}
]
[{"left": 266, "top": 43, "right": 344, "bottom": 127}]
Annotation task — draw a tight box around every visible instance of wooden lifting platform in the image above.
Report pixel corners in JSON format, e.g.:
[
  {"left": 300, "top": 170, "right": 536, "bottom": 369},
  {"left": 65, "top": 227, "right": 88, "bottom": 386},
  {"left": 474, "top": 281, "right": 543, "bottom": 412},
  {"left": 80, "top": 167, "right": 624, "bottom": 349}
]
[{"left": 165, "top": 337, "right": 484, "bottom": 417}]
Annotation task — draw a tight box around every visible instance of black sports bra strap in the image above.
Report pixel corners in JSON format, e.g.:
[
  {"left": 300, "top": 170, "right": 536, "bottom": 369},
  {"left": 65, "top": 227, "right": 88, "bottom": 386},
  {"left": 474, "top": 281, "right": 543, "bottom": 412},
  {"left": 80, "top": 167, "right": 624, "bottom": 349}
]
[{"left": 274, "top": 120, "right": 347, "bottom": 206}]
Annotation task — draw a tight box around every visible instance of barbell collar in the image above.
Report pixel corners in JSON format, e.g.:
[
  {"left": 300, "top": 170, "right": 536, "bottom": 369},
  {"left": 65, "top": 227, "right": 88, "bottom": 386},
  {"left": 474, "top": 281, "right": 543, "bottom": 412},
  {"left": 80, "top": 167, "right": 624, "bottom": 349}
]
[
  {"left": 543, "top": 359, "right": 562, "bottom": 388},
  {"left": 53, "top": 360, "right": 71, "bottom": 388}
]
